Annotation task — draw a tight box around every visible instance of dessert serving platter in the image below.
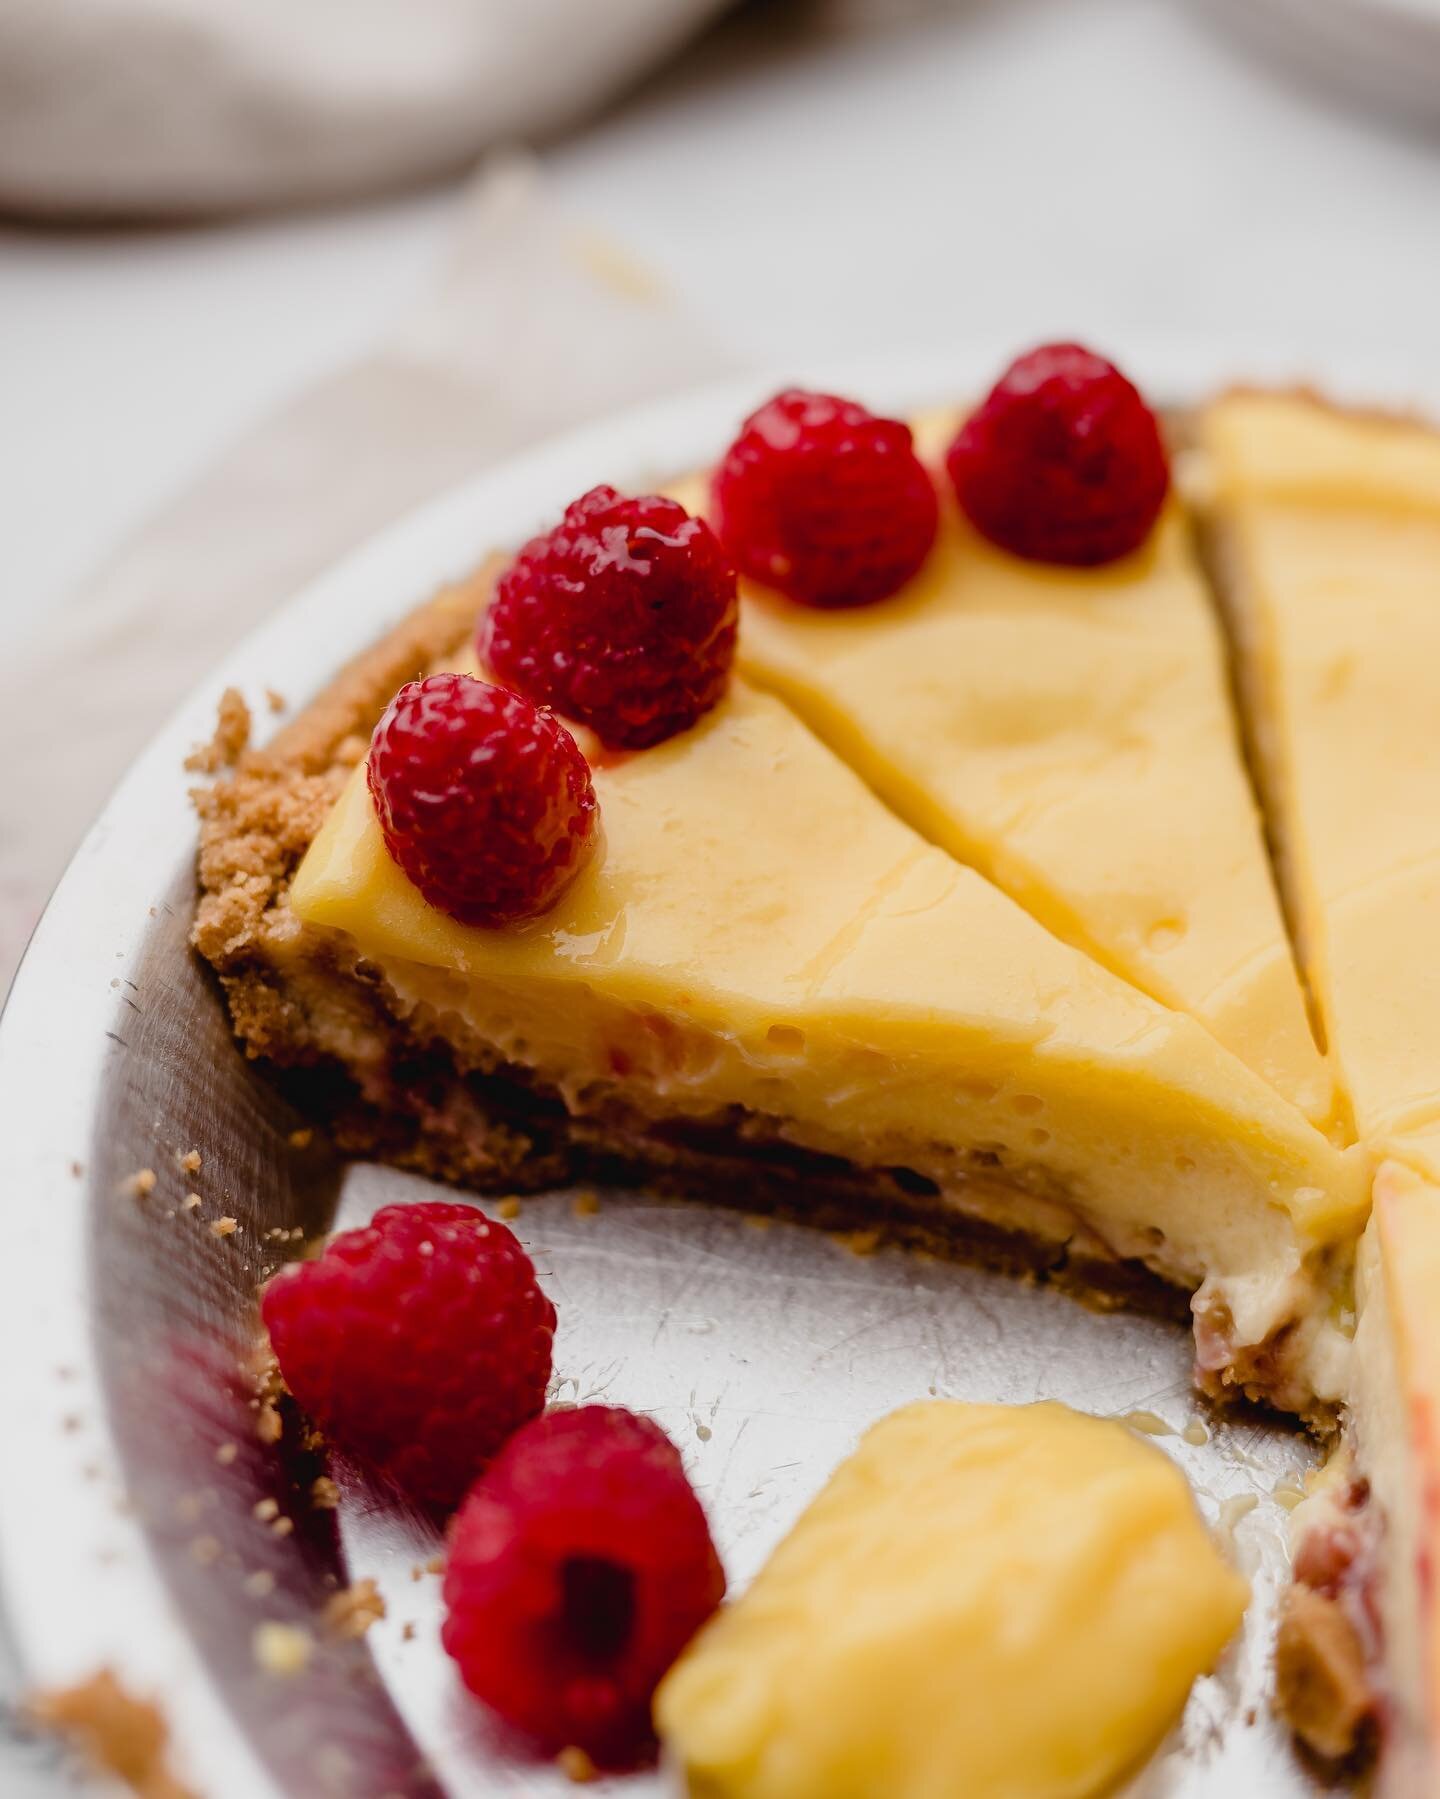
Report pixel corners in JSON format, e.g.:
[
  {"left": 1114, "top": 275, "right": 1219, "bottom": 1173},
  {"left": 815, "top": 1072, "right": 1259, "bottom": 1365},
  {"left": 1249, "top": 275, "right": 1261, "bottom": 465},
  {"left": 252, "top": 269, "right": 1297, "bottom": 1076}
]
[{"left": 0, "top": 344, "right": 1423, "bottom": 1798}]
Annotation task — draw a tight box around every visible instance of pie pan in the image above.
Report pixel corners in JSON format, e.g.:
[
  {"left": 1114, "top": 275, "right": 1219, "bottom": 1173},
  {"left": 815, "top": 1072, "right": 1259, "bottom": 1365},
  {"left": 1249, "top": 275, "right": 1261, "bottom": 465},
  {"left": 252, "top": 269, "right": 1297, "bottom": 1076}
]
[{"left": 1, "top": 343, "right": 1423, "bottom": 1798}]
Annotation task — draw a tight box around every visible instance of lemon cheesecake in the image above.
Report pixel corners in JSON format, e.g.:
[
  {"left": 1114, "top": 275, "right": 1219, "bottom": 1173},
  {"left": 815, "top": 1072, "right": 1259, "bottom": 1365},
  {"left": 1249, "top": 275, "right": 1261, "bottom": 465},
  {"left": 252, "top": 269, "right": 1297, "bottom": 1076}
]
[
  {"left": 194, "top": 350, "right": 1420, "bottom": 1791},
  {"left": 672, "top": 441, "right": 1338, "bottom": 1136},
  {"left": 283, "top": 661, "right": 1361, "bottom": 1412}
]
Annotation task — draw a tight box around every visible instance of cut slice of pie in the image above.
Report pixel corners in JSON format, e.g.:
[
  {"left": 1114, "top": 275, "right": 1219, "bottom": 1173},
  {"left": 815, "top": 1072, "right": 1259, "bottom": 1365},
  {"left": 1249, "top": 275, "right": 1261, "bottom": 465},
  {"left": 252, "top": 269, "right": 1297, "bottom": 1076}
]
[
  {"left": 1200, "top": 391, "right": 1440, "bottom": 1779},
  {"left": 669, "top": 430, "right": 1337, "bottom": 1137},
  {"left": 1278, "top": 1162, "right": 1440, "bottom": 1787},
  {"left": 194, "top": 569, "right": 1366, "bottom": 1420},
  {"left": 1200, "top": 392, "right": 1440, "bottom": 1167}
]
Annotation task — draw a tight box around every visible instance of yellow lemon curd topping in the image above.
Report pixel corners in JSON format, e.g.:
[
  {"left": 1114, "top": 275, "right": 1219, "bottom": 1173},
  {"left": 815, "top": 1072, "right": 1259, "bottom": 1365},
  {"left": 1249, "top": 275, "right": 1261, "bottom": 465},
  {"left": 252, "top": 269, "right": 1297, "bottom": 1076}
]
[
  {"left": 672, "top": 446, "right": 1334, "bottom": 1135},
  {"left": 654, "top": 1399, "right": 1249, "bottom": 1799},
  {"left": 1202, "top": 394, "right": 1440, "bottom": 1176},
  {"left": 289, "top": 679, "right": 1365, "bottom": 1394}
]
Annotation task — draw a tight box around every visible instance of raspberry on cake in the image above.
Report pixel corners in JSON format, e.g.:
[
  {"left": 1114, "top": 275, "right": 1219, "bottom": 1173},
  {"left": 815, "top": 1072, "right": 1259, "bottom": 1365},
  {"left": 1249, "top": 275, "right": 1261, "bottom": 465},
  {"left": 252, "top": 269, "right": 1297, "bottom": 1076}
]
[
  {"left": 441, "top": 1405, "right": 725, "bottom": 1764},
  {"left": 946, "top": 342, "right": 1170, "bottom": 565},
  {"left": 711, "top": 389, "right": 939, "bottom": 608},
  {"left": 261, "top": 1200, "right": 556, "bottom": 1509},
  {"left": 367, "top": 672, "right": 596, "bottom": 927},
  {"left": 481, "top": 486, "right": 738, "bottom": 750}
]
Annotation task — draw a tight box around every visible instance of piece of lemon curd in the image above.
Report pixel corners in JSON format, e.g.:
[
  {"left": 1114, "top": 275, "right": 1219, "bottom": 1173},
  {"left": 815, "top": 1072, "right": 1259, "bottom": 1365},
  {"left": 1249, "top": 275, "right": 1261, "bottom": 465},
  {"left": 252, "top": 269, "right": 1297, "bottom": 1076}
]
[
  {"left": 288, "top": 678, "right": 1366, "bottom": 1408},
  {"left": 1201, "top": 393, "right": 1440, "bottom": 1173},
  {"left": 670, "top": 440, "right": 1336, "bottom": 1137},
  {"left": 654, "top": 1399, "right": 1249, "bottom": 1799}
]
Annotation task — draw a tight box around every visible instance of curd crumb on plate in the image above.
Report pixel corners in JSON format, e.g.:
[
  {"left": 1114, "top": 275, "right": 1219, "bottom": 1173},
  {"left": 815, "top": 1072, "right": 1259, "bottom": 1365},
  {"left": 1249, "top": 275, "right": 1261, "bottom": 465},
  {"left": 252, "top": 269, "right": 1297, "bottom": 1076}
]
[{"left": 655, "top": 1399, "right": 1248, "bottom": 1799}]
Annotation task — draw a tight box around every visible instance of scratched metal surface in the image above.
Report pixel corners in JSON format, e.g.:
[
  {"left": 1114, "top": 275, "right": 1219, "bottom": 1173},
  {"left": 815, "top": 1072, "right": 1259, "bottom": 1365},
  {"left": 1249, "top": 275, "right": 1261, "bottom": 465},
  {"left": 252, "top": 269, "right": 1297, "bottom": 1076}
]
[{"left": 6, "top": 344, "right": 1408, "bottom": 1797}]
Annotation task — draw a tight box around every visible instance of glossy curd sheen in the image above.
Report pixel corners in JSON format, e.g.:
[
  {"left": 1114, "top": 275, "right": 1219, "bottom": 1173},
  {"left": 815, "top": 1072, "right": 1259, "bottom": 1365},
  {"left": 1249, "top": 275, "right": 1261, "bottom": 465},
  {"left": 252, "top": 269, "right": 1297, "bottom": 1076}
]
[{"left": 654, "top": 1400, "right": 1249, "bottom": 1799}]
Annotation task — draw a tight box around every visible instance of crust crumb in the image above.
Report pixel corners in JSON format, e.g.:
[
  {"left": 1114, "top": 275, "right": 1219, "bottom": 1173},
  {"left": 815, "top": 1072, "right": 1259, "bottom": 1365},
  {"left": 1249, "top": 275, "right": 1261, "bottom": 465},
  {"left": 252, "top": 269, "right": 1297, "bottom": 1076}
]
[
  {"left": 558, "top": 1745, "right": 598, "bottom": 1783},
  {"left": 288, "top": 1127, "right": 314, "bottom": 1149},
  {"left": 177, "top": 1149, "right": 202, "bottom": 1174},
  {"left": 321, "top": 1577, "right": 386, "bottom": 1640},
  {"left": 253, "top": 1497, "right": 280, "bottom": 1523},
  {"left": 572, "top": 1190, "right": 600, "bottom": 1219},
  {"left": 185, "top": 688, "right": 252, "bottom": 774},
  {"left": 266, "top": 689, "right": 287, "bottom": 715},
  {"left": 496, "top": 1196, "right": 522, "bottom": 1221},
  {"left": 244, "top": 1569, "right": 276, "bottom": 1598},
  {"left": 253, "top": 1621, "right": 313, "bottom": 1676},
  {"left": 310, "top": 1475, "right": 340, "bottom": 1510},
  {"left": 26, "top": 1668, "right": 197, "bottom": 1799},
  {"left": 1275, "top": 1583, "right": 1374, "bottom": 1762},
  {"left": 210, "top": 1216, "right": 238, "bottom": 1238},
  {"left": 123, "top": 1169, "right": 157, "bottom": 1201},
  {"left": 183, "top": 1193, "right": 202, "bottom": 1211}
]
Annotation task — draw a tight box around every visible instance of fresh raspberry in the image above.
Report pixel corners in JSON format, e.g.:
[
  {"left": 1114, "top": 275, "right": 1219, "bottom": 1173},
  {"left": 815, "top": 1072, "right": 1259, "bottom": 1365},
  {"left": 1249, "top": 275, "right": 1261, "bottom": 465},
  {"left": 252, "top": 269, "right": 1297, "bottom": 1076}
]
[
  {"left": 367, "top": 672, "right": 596, "bottom": 927},
  {"left": 480, "top": 487, "right": 738, "bottom": 750},
  {"left": 261, "top": 1201, "right": 556, "bottom": 1510},
  {"left": 441, "top": 1405, "right": 725, "bottom": 1764},
  {"left": 945, "top": 342, "right": 1170, "bottom": 565},
  {"left": 710, "top": 389, "right": 939, "bottom": 608}
]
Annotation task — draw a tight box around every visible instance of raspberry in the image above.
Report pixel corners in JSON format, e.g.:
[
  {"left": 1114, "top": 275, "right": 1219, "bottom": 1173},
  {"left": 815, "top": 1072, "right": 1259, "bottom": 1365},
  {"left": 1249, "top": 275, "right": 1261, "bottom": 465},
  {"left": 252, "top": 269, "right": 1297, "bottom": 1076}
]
[
  {"left": 367, "top": 673, "right": 596, "bottom": 927},
  {"left": 441, "top": 1405, "right": 725, "bottom": 1763},
  {"left": 481, "top": 487, "right": 738, "bottom": 750},
  {"left": 711, "top": 389, "right": 939, "bottom": 608},
  {"left": 261, "top": 1201, "right": 556, "bottom": 1509},
  {"left": 945, "top": 342, "right": 1171, "bottom": 565}
]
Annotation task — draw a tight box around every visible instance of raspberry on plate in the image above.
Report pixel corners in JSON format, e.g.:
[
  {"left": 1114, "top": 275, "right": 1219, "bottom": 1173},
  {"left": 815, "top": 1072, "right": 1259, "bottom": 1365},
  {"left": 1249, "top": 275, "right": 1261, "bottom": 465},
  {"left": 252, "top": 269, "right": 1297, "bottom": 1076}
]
[
  {"left": 711, "top": 388, "right": 939, "bottom": 609},
  {"left": 945, "top": 342, "right": 1171, "bottom": 566},
  {"left": 441, "top": 1405, "right": 726, "bottom": 1765},
  {"left": 480, "top": 486, "right": 738, "bottom": 751},
  {"left": 261, "top": 1201, "right": 556, "bottom": 1510},
  {"left": 367, "top": 672, "right": 596, "bottom": 927}
]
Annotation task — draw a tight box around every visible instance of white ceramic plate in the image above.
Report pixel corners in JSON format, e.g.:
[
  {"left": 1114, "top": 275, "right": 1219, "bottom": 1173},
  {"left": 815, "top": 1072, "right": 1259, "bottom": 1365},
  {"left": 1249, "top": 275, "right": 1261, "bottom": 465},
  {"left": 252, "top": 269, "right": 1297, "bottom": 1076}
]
[{"left": 0, "top": 343, "right": 1425, "bottom": 1798}]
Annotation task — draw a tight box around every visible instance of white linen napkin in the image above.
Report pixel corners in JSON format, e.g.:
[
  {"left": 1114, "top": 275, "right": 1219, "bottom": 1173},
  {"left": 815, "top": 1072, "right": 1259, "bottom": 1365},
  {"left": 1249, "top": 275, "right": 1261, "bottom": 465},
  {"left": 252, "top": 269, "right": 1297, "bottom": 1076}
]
[
  {"left": 0, "top": 157, "right": 731, "bottom": 992},
  {"left": 0, "top": 0, "right": 728, "bottom": 217}
]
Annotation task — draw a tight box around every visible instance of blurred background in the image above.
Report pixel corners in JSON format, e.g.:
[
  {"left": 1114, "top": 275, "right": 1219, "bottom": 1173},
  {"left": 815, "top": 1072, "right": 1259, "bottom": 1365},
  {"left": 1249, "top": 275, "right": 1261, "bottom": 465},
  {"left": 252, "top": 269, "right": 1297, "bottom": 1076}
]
[{"left": 3, "top": 0, "right": 1440, "bottom": 1787}]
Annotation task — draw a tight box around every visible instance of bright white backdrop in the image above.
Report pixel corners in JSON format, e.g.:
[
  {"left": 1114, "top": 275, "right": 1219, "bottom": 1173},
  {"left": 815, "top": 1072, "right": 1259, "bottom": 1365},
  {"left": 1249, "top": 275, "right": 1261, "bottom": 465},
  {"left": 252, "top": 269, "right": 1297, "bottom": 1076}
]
[{"left": 4, "top": 0, "right": 1440, "bottom": 656}]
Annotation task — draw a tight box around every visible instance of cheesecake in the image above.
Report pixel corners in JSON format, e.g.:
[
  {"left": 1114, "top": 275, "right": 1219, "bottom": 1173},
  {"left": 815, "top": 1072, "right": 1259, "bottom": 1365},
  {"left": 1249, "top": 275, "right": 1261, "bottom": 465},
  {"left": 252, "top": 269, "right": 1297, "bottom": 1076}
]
[
  {"left": 195, "top": 353, "right": 1418, "bottom": 1787},
  {"left": 671, "top": 433, "right": 1337, "bottom": 1136},
  {"left": 285, "top": 660, "right": 1362, "bottom": 1412},
  {"left": 1200, "top": 392, "right": 1440, "bottom": 1783}
]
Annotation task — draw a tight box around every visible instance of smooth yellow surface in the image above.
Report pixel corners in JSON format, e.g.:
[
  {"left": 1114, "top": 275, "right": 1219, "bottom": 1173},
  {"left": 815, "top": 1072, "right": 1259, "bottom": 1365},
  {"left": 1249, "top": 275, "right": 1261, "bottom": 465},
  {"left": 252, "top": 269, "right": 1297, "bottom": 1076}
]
[
  {"left": 669, "top": 459, "right": 1331, "bottom": 1131},
  {"left": 1203, "top": 394, "right": 1440, "bottom": 1169},
  {"left": 291, "top": 680, "right": 1365, "bottom": 1321},
  {"left": 654, "top": 1400, "right": 1249, "bottom": 1799}
]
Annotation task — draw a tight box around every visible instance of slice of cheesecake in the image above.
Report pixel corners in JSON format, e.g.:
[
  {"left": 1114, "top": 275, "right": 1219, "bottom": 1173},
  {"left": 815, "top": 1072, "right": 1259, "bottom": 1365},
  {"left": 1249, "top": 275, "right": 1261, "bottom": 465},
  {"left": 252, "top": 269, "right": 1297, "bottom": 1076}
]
[
  {"left": 1200, "top": 392, "right": 1440, "bottom": 1777},
  {"left": 1279, "top": 1163, "right": 1440, "bottom": 1789},
  {"left": 1199, "top": 393, "right": 1440, "bottom": 1166},
  {"left": 670, "top": 434, "right": 1336, "bottom": 1136},
  {"left": 195, "top": 570, "right": 1366, "bottom": 1418}
]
